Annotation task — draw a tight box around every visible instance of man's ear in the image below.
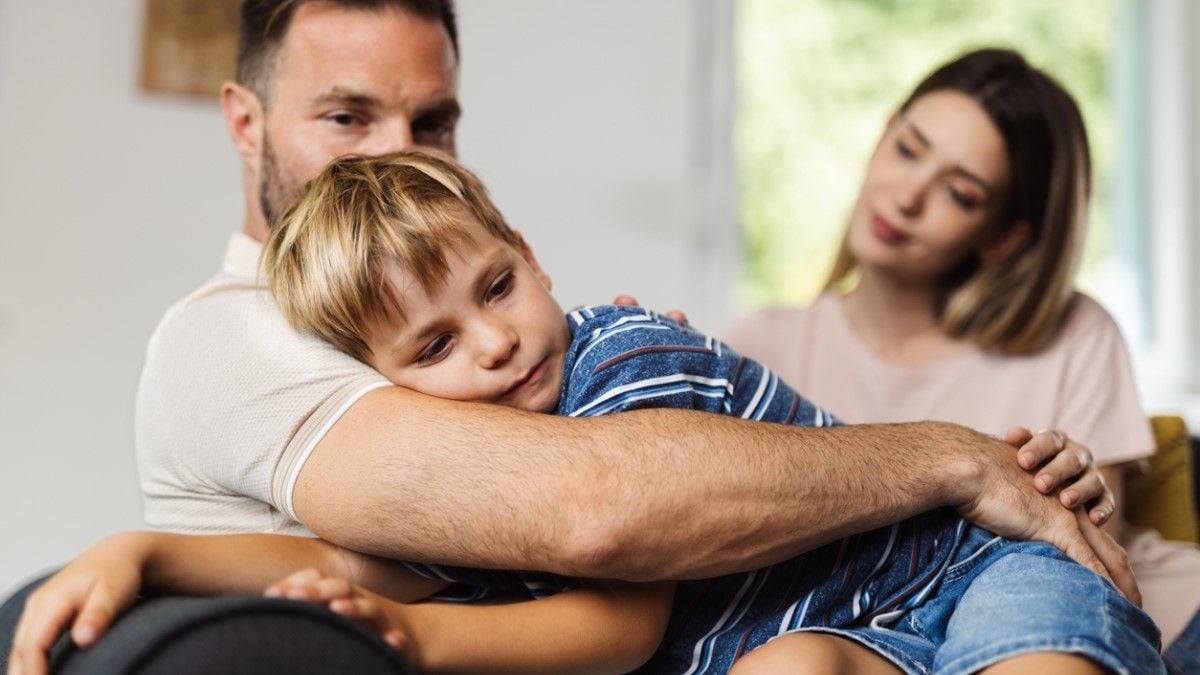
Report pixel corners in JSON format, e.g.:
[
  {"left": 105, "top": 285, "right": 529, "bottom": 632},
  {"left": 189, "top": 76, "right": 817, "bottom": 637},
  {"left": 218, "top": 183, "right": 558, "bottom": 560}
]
[
  {"left": 221, "top": 81, "right": 265, "bottom": 166},
  {"left": 981, "top": 220, "right": 1033, "bottom": 266},
  {"left": 513, "top": 230, "right": 552, "bottom": 290}
]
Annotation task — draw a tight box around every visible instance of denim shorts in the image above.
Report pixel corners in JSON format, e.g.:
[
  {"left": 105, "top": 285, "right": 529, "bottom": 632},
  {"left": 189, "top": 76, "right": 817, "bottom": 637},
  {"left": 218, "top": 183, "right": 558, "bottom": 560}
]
[{"left": 786, "top": 525, "right": 1165, "bottom": 675}]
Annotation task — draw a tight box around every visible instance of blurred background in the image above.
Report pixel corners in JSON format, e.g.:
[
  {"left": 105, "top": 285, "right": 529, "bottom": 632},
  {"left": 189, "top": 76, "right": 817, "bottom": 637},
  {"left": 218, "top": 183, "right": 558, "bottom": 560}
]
[{"left": 2, "top": 0, "right": 1198, "bottom": 594}]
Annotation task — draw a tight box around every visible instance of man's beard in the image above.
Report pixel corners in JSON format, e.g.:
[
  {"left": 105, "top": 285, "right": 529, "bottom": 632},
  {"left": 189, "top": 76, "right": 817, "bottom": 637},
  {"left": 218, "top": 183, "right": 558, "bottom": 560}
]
[{"left": 258, "top": 135, "right": 301, "bottom": 228}]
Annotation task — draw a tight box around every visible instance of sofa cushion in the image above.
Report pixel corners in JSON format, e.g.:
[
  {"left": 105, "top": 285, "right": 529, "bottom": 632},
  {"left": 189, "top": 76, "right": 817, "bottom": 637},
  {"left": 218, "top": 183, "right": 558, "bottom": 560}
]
[{"left": 1126, "top": 415, "right": 1200, "bottom": 544}]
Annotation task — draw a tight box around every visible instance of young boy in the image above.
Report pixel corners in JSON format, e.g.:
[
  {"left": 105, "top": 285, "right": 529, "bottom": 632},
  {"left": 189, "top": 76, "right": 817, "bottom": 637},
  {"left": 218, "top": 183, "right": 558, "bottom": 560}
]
[{"left": 11, "top": 150, "right": 1163, "bottom": 675}]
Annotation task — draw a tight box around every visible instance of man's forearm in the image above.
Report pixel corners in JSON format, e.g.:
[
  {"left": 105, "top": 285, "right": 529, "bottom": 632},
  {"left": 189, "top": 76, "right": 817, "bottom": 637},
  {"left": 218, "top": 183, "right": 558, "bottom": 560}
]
[{"left": 294, "top": 387, "right": 987, "bottom": 580}]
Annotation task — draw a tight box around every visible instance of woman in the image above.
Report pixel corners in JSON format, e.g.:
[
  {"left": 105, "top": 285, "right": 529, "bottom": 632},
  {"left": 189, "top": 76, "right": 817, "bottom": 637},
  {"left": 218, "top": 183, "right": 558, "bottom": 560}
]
[{"left": 725, "top": 48, "right": 1200, "bottom": 670}]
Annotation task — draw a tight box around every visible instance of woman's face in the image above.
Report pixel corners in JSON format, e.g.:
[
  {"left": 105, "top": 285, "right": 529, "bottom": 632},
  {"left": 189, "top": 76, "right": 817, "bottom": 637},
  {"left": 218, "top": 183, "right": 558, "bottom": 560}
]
[{"left": 846, "top": 90, "right": 1013, "bottom": 285}]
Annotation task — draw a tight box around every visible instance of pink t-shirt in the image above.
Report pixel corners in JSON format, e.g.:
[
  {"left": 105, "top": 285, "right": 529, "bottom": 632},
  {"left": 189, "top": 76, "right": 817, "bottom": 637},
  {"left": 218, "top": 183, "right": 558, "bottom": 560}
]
[{"left": 722, "top": 291, "right": 1154, "bottom": 466}]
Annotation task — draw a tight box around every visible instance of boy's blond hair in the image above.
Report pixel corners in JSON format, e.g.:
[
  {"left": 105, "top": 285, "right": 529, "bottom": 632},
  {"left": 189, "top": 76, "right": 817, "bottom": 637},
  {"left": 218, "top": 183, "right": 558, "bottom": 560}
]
[{"left": 262, "top": 148, "right": 521, "bottom": 361}]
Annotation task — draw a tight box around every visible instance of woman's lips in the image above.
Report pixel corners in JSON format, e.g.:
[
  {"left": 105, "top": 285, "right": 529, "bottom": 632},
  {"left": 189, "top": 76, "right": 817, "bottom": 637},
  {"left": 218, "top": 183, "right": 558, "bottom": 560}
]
[{"left": 870, "top": 213, "right": 908, "bottom": 244}]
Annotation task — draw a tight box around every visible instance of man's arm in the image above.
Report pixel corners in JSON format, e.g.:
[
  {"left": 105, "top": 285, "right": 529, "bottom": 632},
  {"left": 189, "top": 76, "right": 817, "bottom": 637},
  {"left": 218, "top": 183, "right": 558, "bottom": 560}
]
[{"left": 295, "top": 387, "right": 1134, "bottom": 597}]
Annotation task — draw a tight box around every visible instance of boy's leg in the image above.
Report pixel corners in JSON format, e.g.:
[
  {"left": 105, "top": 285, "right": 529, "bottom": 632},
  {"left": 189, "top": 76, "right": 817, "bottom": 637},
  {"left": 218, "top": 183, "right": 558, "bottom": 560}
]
[
  {"left": 729, "top": 632, "right": 902, "bottom": 675},
  {"left": 933, "top": 540, "right": 1165, "bottom": 675},
  {"left": 979, "top": 652, "right": 1104, "bottom": 674}
]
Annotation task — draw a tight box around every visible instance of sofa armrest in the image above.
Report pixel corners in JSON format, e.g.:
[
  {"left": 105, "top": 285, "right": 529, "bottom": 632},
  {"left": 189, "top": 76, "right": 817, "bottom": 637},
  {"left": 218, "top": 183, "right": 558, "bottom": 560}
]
[{"left": 0, "top": 572, "right": 415, "bottom": 674}]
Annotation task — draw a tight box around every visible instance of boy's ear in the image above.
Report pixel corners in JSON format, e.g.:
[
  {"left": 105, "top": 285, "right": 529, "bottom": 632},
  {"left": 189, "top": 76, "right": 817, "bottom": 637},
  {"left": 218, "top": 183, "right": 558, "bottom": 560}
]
[
  {"left": 513, "top": 231, "right": 552, "bottom": 290},
  {"left": 221, "top": 81, "right": 265, "bottom": 167},
  {"left": 981, "top": 220, "right": 1033, "bottom": 266}
]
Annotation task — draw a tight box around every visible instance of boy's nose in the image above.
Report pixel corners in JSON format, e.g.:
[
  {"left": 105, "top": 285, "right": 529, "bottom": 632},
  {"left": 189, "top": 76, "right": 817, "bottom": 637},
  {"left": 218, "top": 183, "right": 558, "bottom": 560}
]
[{"left": 477, "top": 321, "right": 519, "bottom": 369}]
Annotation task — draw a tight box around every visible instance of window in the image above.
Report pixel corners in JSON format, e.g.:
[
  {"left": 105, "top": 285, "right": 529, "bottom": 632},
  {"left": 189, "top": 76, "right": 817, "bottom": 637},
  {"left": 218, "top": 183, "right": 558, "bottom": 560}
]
[
  {"left": 727, "top": 0, "right": 1200, "bottom": 419},
  {"left": 734, "top": 0, "right": 1119, "bottom": 307}
]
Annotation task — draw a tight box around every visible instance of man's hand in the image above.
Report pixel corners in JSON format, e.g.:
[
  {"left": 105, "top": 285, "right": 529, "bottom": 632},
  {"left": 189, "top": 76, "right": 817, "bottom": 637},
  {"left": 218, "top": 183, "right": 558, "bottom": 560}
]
[
  {"left": 951, "top": 427, "right": 1139, "bottom": 605},
  {"left": 1005, "top": 427, "right": 1114, "bottom": 524},
  {"left": 611, "top": 295, "right": 688, "bottom": 326},
  {"left": 7, "top": 534, "right": 146, "bottom": 675}
]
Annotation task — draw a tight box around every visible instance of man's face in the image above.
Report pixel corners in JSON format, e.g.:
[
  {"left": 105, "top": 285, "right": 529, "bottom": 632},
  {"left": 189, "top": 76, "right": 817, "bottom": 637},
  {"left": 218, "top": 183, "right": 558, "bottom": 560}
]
[{"left": 257, "top": 4, "right": 460, "bottom": 224}]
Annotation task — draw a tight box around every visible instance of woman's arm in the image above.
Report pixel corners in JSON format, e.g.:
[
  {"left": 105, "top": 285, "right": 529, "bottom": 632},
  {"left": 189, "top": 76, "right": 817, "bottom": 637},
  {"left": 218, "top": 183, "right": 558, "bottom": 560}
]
[{"left": 267, "top": 568, "right": 675, "bottom": 675}]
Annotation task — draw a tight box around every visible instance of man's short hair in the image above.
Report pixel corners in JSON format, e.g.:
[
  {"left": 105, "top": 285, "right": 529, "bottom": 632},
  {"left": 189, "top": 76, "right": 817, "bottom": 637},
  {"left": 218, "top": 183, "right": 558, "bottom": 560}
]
[
  {"left": 261, "top": 148, "right": 521, "bottom": 361},
  {"left": 237, "top": 0, "right": 459, "bottom": 100}
]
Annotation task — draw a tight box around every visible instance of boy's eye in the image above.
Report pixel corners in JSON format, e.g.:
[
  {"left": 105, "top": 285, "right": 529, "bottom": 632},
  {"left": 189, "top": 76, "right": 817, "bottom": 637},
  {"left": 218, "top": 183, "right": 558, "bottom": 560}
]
[
  {"left": 416, "top": 335, "right": 453, "bottom": 365},
  {"left": 487, "top": 272, "right": 514, "bottom": 301}
]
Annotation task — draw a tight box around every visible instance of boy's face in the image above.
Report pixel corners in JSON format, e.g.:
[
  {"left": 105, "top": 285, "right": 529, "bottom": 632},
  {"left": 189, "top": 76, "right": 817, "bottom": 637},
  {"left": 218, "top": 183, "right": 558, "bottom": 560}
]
[{"left": 365, "top": 221, "right": 570, "bottom": 413}]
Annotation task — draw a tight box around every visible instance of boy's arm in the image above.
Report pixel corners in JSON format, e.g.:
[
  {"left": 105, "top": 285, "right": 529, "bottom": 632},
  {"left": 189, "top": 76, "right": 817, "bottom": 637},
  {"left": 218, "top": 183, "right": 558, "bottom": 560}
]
[
  {"left": 398, "top": 580, "right": 674, "bottom": 675},
  {"left": 7, "top": 532, "right": 446, "bottom": 675},
  {"left": 267, "top": 567, "right": 673, "bottom": 675}
]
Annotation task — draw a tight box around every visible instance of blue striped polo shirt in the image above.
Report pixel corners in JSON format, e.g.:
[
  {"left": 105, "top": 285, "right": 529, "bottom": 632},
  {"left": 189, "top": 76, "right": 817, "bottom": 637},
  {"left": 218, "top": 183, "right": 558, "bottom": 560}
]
[{"left": 406, "top": 305, "right": 969, "bottom": 673}]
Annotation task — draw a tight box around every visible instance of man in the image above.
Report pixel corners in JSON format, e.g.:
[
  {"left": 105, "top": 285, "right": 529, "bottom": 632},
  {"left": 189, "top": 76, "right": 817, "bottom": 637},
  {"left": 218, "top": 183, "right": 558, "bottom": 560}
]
[{"left": 138, "top": 0, "right": 1129, "bottom": 590}]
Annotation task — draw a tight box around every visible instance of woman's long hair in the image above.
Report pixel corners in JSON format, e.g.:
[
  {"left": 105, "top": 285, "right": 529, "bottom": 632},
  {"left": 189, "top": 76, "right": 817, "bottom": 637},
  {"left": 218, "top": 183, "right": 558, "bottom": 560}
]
[{"left": 826, "top": 48, "right": 1090, "bottom": 355}]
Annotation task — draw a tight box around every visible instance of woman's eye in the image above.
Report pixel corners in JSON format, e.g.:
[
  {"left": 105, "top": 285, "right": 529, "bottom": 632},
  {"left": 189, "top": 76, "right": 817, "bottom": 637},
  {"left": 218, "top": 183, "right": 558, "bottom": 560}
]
[
  {"left": 417, "top": 335, "right": 453, "bottom": 365},
  {"left": 948, "top": 188, "right": 981, "bottom": 211},
  {"left": 487, "top": 272, "right": 514, "bottom": 300},
  {"left": 895, "top": 140, "right": 916, "bottom": 159}
]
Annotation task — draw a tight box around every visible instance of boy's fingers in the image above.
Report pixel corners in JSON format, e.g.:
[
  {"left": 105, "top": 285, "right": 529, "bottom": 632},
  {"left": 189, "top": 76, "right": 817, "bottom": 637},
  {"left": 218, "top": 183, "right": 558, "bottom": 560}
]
[
  {"left": 329, "top": 597, "right": 388, "bottom": 634},
  {"left": 72, "top": 584, "right": 119, "bottom": 647},
  {"left": 287, "top": 576, "right": 351, "bottom": 601},
  {"left": 1058, "top": 471, "right": 1105, "bottom": 510},
  {"left": 12, "top": 588, "right": 80, "bottom": 675},
  {"left": 266, "top": 568, "right": 324, "bottom": 598},
  {"left": 1076, "top": 510, "right": 1140, "bottom": 605},
  {"left": 1003, "top": 426, "right": 1033, "bottom": 451},
  {"left": 1015, "top": 429, "right": 1065, "bottom": 471},
  {"left": 383, "top": 630, "right": 407, "bottom": 650},
  {"left": 1033, "top": 442, "right": 1091, "bottom": 493}
]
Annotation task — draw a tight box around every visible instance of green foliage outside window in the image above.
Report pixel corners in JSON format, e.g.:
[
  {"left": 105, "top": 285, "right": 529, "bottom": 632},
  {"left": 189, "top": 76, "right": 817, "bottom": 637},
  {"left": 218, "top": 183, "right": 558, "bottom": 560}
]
[{"left": 735, "top": 0, "right": 1115, "bottom": 307}]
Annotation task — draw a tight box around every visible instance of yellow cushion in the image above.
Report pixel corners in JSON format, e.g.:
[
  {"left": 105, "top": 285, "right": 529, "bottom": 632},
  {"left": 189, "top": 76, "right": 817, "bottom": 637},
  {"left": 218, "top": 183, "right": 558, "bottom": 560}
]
[{"left": 1125, "top": 415, "right": 1199, "bottom": 544}]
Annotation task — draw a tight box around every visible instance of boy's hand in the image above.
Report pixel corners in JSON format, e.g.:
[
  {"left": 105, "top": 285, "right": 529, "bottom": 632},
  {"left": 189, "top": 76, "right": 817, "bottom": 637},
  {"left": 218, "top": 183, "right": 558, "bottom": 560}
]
[
  {"left": 1004, "top": 427, "right": 1114, "bottom": 525},
  {"left": 952, "top": 427, "right": 1140, "bottom": 606},
  {"left": 611, "top": 295, "right": 689, "bottom": 326},
  {"left": 264, "top": 568, "right": 411, "bottom": 654},
  {"left": 8, "top": 534, "right": 146, "bottom": 675}
]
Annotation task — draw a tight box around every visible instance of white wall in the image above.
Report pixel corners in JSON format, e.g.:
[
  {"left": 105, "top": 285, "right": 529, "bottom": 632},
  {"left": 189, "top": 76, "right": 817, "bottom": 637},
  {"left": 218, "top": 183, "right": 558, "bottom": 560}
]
[{"left": 0, "top": 1, "right": 724, "bottom": 595}]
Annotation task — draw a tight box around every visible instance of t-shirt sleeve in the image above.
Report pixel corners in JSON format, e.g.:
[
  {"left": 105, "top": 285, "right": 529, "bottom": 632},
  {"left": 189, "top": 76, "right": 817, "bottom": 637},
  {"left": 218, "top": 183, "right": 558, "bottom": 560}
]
[
  {"left": 136, "top": 283, "right": 390, "bottom": 533},
  {"left": 1053, "top": 296, "right": 1154, "bottom": 466},
  {"left": 560, "top": 308, "right": 836, "bottom": 426}
]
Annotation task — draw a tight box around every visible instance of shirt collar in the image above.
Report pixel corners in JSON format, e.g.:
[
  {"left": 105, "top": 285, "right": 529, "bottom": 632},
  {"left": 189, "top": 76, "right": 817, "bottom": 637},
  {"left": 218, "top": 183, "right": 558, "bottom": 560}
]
[{"left": 222, "top": 231, "right": 264, "bottom": 278}]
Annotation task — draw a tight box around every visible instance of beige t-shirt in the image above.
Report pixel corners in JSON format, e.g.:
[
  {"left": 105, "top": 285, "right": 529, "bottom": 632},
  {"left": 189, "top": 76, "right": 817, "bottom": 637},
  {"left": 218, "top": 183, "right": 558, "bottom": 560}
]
[
  {"left": 722, "top": 291, "right": 1154, "bottom": 466},
  {"left": 136, "top": 232, "right": 391, "bottom": 534}
]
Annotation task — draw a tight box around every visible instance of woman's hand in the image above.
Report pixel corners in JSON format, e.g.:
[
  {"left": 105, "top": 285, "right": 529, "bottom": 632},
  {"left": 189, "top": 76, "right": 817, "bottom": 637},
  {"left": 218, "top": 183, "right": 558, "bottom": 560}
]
[
  {"left": 7, "top": 534, "right": 148, "bottom": 675},
  {"left": 1005, "top": 427, "right": 1114, "bottom": 525},
  {"left": 264, "top": 568, "right": 413, "bottom": 656}
]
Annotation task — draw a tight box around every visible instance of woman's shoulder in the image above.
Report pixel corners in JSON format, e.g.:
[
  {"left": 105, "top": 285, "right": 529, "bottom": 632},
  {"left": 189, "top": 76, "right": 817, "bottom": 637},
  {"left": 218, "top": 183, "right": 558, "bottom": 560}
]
[
  {"left": 724, "top": 292, "right": 838, "bottom": 333},
  {"left": 1054, "top": 292, "right": 1125, "bottom": 346}
]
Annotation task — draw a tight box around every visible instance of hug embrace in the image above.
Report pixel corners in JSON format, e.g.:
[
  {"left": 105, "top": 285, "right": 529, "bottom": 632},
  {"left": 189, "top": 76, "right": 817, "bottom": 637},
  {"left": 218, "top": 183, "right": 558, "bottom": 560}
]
[{"left": 4, "top": 1, "right": 1196, "bottom": 674}]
